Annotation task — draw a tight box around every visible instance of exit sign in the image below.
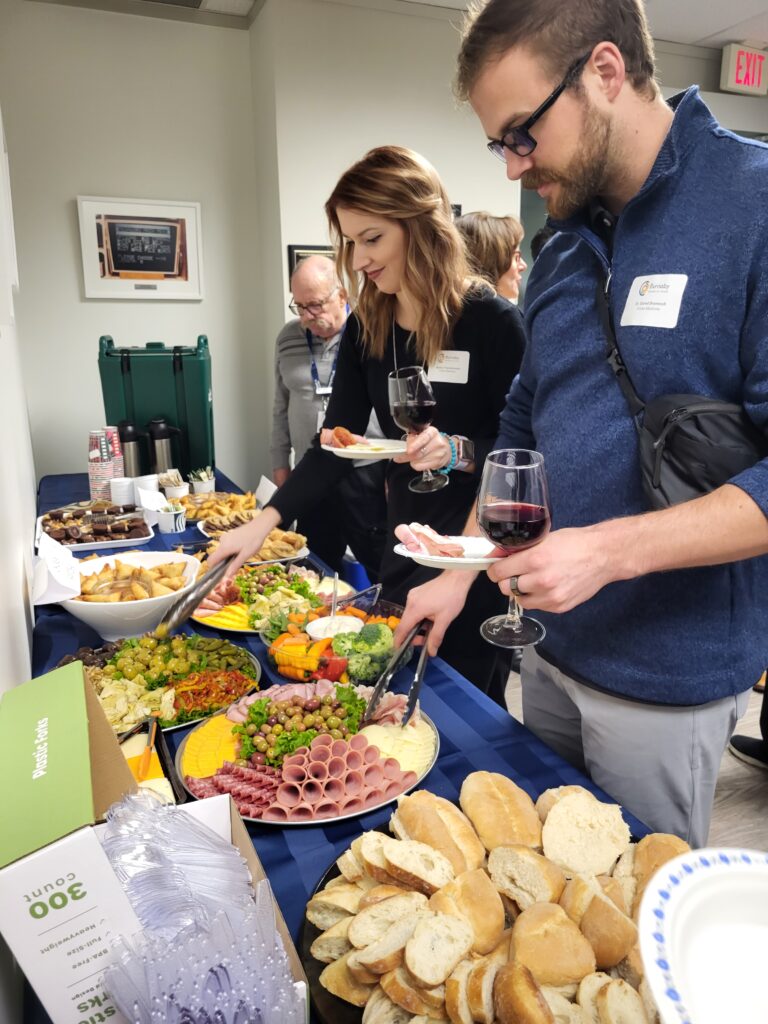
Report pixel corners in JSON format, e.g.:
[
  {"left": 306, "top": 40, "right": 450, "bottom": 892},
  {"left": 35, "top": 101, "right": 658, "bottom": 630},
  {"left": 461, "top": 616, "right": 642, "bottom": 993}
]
[{"left": 720, "top": 43, "right": 767, "bottom": 96}]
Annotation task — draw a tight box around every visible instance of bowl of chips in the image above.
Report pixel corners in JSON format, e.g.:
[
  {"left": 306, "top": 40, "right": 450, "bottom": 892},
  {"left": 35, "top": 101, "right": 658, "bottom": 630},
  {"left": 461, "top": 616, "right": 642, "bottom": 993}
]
[{"left": 61, "top": 551, "right": 200, "bottom": 640}]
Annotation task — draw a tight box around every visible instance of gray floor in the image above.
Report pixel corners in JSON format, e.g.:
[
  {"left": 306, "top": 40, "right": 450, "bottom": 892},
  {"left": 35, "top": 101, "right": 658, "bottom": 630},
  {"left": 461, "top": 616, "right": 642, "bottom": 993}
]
[{"left": 505, "top": 673, "right": 768, "bottom": 850}]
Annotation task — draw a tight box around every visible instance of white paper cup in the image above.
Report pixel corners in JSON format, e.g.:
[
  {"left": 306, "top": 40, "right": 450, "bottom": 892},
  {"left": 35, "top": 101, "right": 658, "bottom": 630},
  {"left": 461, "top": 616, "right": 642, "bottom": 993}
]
[
  {"left": 164, "top": 483, "right": 190, "bottom": 500},
  {"left": 109, "top": 477, "right": 135, "bottom": 505},
  {"left": 191, "top": 478, "right": 216, "bottom": 494},
  {"left": 133, "top": 474, "right": 159, "bottom": 504},
  {"left": 157, "top": 509, "right": 187, "bottom": 534}
]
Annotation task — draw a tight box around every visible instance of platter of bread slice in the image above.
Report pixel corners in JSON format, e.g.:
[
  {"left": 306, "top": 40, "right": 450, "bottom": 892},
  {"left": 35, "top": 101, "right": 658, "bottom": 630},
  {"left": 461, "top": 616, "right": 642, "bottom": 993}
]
[{"left": 300, "top": 773, "right": 691, "bottom": 1024}]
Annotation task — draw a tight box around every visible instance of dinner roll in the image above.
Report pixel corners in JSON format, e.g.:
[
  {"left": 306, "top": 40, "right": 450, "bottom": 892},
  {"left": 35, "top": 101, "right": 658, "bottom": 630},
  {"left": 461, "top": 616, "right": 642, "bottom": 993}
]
[
  {"left": 512, "top": 904, "right": 596, "bottom": 987},
  {"left": 535, "top": 785, "right": 594, "bottom": 823},
  {"left": 459, "top": 771, "right": 542, "bottom": 851},
  {"left": 542, "top": 794, "right": 630, "bottom": 876},
  {"left": 391, "top": 790, "right": 486, "bottom": 874},
  {"left": 560, "top": 876, "right": 638, "bottom": 969},
  {"left": 631, "top": 833, "right": 690, "bottom": 917},
  {"left": 488, "top": 844, "right": 567, "bottom": 909},
  {"left": 428, "top": 868, "right": 505, "bottom": 954},
  {"left": 494, "top": 961, "right": 555, "bottom": 1024}
]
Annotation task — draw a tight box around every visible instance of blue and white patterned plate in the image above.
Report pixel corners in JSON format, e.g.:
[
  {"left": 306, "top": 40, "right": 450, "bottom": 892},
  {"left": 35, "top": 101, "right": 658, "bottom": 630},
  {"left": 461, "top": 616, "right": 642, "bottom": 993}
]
[{"left": 638, "top": 847, "right": 768, "bottom": 1024}]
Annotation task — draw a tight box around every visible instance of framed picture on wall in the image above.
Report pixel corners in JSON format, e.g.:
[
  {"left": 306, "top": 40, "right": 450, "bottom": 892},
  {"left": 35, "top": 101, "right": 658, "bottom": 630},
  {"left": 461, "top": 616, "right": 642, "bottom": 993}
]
[
  {"left": 287, "top": 244, "right": 336, "bottom": 279},
  {"left": 76, "top": 196, "right": 204, "bottom": 300}
]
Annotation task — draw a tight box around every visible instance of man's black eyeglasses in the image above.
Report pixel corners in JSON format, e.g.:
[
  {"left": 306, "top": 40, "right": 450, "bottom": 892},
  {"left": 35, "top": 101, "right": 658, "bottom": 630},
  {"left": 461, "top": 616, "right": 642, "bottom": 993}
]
[{"left": 487, "top": 52, "right": 591, "bottom": 162}]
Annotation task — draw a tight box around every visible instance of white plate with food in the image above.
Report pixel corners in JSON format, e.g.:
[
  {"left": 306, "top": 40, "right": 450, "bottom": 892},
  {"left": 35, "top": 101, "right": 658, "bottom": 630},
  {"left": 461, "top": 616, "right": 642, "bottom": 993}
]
[
  {"left": 35, "top": 512, "right": 154, "bottom": 552},
  {"left": 197, "top": 520, "right": 310, "bottom": 561},
  {"left": 638, "top": 847, "right": 768, "bottom": 1024},
  {"left": 176, "top": 682, "right": 438, "bottom": 826},
  {"left": 393, "top": 538, "right": 502, "bottom": 572},
  {"left": 321, "top": 439, "right": 407, "bottom": 460}
]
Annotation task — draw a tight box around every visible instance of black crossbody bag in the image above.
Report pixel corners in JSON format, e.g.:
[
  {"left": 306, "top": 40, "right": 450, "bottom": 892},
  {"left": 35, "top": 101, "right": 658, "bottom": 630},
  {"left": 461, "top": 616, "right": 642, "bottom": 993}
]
[{"left": 596, "top": 280, "right": 767, "bottom": 510}]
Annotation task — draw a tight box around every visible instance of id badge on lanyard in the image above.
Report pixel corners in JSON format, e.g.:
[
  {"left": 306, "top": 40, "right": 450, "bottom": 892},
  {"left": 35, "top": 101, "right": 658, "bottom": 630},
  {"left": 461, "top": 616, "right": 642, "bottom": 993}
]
[{"left": 308, "top": 330, "right": 338, "bottom": 433}]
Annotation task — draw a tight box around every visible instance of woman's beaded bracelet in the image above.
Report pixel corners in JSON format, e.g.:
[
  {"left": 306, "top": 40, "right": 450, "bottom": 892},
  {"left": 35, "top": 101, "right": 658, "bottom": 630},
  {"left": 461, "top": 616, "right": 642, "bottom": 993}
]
[{"left": 438, "top": 433, "right": 457, "bottom": 475}]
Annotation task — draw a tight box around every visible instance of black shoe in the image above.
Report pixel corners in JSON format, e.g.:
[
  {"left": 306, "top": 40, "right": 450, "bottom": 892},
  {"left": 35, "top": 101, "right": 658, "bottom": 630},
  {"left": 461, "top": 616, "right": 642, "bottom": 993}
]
[{"left": 728, "top": 734, "right": 768, "bottom": 770}]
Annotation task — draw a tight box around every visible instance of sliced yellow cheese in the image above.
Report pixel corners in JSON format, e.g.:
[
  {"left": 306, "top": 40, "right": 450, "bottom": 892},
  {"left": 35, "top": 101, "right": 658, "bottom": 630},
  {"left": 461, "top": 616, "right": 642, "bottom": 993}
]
[
  {"left": 358, "top": 720, "right": 436, "bottom": 777},
  {"left": 181, "top": 714, "right": 239, "bottom": 778},
  {"left": 194, "top": 602, "right": 251, "bottom": 630}
]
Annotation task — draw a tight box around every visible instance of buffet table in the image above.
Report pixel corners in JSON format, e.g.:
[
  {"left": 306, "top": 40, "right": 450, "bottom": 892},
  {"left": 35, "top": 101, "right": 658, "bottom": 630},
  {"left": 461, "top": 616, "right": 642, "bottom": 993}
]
[{"left": 27, "top": 472, "right": 650, "bottom": 1023}]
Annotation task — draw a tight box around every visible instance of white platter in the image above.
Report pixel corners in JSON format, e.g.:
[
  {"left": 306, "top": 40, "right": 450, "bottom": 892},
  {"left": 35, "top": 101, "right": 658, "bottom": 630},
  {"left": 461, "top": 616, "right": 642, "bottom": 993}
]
[
  {"left": 393, "top": 536, "right": 503, "bottom": 572},
  {"left": 35, "top": 514, "right": 154, "bottom": 553},
  {"left": 175, "top": 710, "right": 439, "bottom": 827},
  {"left": 196, "top": 521, "right": 309, "bottom": 563},
  {"left": 638, "top": 847, "right": 768, "bottom": 1024},
  {"left": 321, "top": 440, "right": 406, "bottom": 460}
]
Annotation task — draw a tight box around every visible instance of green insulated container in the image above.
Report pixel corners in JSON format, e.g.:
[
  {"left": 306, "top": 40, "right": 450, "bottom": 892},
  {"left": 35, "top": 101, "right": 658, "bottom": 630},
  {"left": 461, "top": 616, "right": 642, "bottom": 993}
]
[{"left": 98, "top": 336, "right": 214, "bottom": 478}]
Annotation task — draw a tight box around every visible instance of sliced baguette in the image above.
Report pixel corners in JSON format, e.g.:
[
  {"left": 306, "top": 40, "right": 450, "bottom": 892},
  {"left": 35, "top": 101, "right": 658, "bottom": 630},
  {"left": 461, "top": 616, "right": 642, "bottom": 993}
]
[
  {"left": 488, "top": 844, "right": 567, "bottom": 910},
  {"left": 542, "top": 794, "right": 630, "bottom": 877},
  {"left": 428, "top": 868, "right": 505, "bottom": 954},
  {"left": 383, "top": 838, "right": 455, "bottom": 895},
  {"left": 357, "top": 912, "right": 431, "bottom": 974},
  {"left": 380, "top": 966, "right": 450, "bottom": 1020},
  {"left": 391, "top": 790, "right": 486, "bottom": 874},
  {"left": 614, "top": 944, "right": 644, "bottom": 990},
  {"left": 512, "top": 903, "right": 596, "bottom": 987},
  {"left": 309, "top": 916, "right": 353, "bottom": 963},
  {"left": 318, "top": 950, "right": 376, "bottom": 1007},
  {"left": 459, "top": 771, "right": 542, "bottom": 851},
  {"left": 359, "top": 832, "right": 401, "bottom": 884},
  {"left": 337, "top": 848, "right": 365, "bottom": 881},
  {"left": 347, "top": 949, "right": 381, "bottom": 985},
  {"left": 542, "top": 986, "right": 582, "bottom": 1024},
  {"left": 348, "top": 891, "right": 429, "bottom": 949},
  {"left": 494, "top": 960, "right": 555, "bottom": 1024},
  {"left": 405, "top": 913, "right": 475, "bottom": 987},
  {"left": 445, "top": 958, "right": 474, "bottom": 1024},
  {"left": 466, "top": 935, "right": 512, "bottom": 1024},
  {"left": 595, "top": 979, "right": 649, "bottom": 1023},
  {"left": 577, "top": 972, "right": 612, "bottom": 1024},
  {"left": 638, "top": 978, "right": 660, "bottom": 1024},
  {"left": 359, "top": 883, "right": 413, "bottom": 909},
  {"left": 306, "top": 882, "right": 364, "bottom": 930},
  {"left": 361, "top": 986, "right": 415, "bottom": 1024}
]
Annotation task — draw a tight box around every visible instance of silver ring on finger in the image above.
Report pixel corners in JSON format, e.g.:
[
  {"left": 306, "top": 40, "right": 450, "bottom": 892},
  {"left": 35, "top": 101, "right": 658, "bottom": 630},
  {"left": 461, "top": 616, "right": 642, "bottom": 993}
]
[{"left": 509, "top": 575, "right": 525, "bottom": 597}]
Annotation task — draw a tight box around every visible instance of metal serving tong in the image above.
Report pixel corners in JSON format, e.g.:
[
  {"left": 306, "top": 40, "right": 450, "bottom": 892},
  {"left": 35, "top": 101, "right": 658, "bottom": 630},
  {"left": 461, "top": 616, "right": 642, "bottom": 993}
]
[
  {"left": 153, "top": 553, "right": 235, "bottom": 637},
  {"left": 360, "top": 619, "right": 432, "bottom": 729}
]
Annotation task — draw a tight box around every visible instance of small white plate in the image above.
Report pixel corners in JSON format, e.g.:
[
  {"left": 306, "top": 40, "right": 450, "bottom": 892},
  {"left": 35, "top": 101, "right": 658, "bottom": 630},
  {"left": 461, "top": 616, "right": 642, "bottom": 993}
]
[
  {"left": 321, "top": 440, "right": 406, "bottom": 460},
  {"left": 393, "top": 536, "right": 502, "bottom": 572},
  {"left": 638, "top": 847, "right": 768, "bottom": 1024}
]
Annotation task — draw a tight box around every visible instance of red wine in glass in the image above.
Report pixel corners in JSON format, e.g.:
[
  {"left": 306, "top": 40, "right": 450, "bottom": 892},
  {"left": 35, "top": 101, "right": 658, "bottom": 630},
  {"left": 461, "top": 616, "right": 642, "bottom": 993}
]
[
  {"left": 388, "top": 367, "right": 447, "bottom": 494},
  {"left": 478, "top": 502, "right": 550, "bottom": 550},
  {"left": 391, "top": 400, "right": 436, "bottom": 434},
  {"left": 477, "top": 450, "right": 550, "bottom": 648}
]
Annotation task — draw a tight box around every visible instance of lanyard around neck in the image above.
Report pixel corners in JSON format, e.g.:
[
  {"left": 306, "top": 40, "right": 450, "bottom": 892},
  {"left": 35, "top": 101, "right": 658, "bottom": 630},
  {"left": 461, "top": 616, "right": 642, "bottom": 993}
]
[{"left": 305, "top": 330, "right": 339, "bottom": 391}]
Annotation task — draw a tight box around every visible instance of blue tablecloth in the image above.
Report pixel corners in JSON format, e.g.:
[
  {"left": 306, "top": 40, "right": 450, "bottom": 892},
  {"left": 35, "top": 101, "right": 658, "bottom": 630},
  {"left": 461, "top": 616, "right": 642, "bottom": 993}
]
[{"left": 28, "top": 473, "right": 650, "bottom": 1022}]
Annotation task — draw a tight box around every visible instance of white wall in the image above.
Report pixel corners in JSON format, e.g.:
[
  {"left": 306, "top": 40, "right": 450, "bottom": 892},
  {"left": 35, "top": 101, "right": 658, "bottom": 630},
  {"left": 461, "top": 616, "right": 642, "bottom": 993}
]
[
  {"left": 0, "top": 0, "right": 265, "bottom": 488},
  {"left": 255, "top": 0, "right": 521, "bottom": 303}
]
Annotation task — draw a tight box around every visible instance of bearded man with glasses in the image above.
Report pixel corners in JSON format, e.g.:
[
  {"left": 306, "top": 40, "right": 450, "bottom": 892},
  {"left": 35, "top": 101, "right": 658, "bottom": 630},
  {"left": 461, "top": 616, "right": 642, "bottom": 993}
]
[
  {"left": 271, "top": 255, "right": 387, "bottom": 581},
  {"left": 397, "top": 0, "right": 768, "bottom": 847}
]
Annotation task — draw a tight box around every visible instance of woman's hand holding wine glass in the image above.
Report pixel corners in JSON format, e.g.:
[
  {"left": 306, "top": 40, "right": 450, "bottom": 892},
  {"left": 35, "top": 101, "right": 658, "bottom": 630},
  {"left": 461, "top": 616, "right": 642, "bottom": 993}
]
[{"left": 388, "top": 366, "right": 449, "bottom": 494}]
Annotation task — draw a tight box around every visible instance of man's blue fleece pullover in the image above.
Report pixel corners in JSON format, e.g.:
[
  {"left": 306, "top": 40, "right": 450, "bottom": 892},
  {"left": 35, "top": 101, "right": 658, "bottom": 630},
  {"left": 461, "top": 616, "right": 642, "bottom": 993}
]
[{"left": 497, "top": 87, "right": 768, "bottom": 705}]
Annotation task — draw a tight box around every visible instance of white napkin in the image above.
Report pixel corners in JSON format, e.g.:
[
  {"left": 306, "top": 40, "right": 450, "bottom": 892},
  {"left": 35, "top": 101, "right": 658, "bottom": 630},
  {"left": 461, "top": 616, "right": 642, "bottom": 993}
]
[
  {"left": 32, "top": 532, "right": 81, "bottom": 604},
  {"left": 255, "top": 474, "right": 278, "bottom": 508},
  {"left": 137, "top": 487, "right": 167, "bottom": 526}
]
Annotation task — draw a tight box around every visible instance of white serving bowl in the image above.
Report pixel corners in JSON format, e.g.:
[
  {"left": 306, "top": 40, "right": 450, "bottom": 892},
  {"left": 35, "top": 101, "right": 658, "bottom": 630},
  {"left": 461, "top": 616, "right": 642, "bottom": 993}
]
[{"left": 62, "top": 551, "right": 200, "bottom": 641}]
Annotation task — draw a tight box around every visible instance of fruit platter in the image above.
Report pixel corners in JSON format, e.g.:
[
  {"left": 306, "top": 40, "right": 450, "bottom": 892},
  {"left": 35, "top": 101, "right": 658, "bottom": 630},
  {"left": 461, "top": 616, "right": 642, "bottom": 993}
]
[
  {"left": 58, "top": 633, "right": 260, "bottom": 733},
  {"left": 176, "top": 678, "right": 438, "bottom": 825}
]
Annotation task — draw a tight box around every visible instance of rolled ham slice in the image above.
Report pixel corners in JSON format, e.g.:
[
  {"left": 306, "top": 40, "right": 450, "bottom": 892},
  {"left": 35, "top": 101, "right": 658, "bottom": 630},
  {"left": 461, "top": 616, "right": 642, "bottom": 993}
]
[
  {"left": 345, "top": 750, "right": 364, "bottom": 771},
  {"left": 324, "top": 777, "right": 345, "bottom": 802},
  {"left": 314, "top": 801, "right": 339, "bottom": 819},
  {"left": 286, "top": 803, "right": 314, "bottom": 822},
  {"left": 276, "top": 783, "right": 302, "bottom": 808},
  {"left": 349, "top": 734, "right": 368, "bottom": 751},
  {"left": 394, "top": 521, "right": 465, "bottom": 558},
  {"left": 327, "top": 756, "right": 346, "bottom": 779}
]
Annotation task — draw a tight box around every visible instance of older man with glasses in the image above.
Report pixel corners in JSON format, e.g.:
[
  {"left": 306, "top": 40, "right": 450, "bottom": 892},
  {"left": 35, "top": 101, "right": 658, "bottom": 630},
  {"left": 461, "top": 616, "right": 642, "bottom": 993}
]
[{"left": 270, "top": 254, "right": 387, "bottom": 581}]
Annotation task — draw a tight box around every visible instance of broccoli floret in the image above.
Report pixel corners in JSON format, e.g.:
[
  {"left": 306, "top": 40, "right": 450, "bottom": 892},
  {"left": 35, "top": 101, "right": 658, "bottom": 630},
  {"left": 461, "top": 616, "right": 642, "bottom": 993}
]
[
  {"left": 355, "top": 623, "right": 394, "bottom": 656},
  {"left": 331, "top": 632, "right": 359, "bottom": 657},
  {"left": 347, "top": 652, "right": 381, "bottom": 681}
]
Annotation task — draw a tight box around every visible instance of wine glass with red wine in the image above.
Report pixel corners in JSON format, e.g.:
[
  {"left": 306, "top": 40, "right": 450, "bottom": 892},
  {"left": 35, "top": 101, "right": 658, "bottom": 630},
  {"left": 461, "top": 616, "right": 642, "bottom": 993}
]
[
  {"left": 476, "top": 449, "right": 550, "bottom": 648},
  {"left": 388, "top": 366, "right": 448, "bottom": 494}
]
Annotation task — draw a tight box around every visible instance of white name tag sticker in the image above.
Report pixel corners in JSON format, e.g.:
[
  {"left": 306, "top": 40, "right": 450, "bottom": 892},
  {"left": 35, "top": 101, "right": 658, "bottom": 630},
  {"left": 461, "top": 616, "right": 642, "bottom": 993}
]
[
  {"left": 620, "top": 274, "right": 688, "bottom": 329},
  {"left": 428, "top": 350, "right": 470, "bottom": 384}
]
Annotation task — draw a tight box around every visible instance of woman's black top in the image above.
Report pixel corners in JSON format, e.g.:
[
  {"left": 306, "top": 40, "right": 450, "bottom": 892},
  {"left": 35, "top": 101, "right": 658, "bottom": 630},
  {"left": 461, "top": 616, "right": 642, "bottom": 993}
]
[{"left": 270, "top": 289, "right": 526, "bottom": 602}]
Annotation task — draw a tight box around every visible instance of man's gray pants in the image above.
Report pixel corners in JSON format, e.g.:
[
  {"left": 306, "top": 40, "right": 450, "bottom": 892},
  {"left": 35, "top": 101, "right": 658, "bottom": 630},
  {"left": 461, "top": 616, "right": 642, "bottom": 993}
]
[{"left": 521, "top": 647, "right": 749, "bottom": 848}]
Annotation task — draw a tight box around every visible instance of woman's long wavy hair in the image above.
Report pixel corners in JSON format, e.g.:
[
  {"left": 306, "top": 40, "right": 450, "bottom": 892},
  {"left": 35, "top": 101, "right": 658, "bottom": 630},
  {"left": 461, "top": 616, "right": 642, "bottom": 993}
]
[{"left": 325, "top": 146, "right": 481, "bottom": 365}]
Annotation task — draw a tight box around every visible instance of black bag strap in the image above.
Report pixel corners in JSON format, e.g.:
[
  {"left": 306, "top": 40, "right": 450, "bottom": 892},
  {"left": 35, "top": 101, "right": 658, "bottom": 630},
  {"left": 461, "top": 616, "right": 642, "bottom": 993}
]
[{"left": 596, "top": 277, "right": 645, "bottom": 423}]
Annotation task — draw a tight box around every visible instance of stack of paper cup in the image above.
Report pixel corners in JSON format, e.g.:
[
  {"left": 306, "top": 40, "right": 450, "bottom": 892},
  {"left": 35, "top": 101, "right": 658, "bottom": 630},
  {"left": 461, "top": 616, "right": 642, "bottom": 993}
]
[
  {"left": 133, "top": 474, "right": 159, "bottom": 505},
  {"left": 109, "top": 477, "right": 135, "bottom": 506}
]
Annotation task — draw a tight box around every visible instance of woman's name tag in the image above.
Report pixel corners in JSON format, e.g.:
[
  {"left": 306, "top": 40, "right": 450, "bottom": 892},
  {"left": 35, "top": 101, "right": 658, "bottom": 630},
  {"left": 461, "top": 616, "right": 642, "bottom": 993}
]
[{"left": 428, "top": 350, "right": 470, "bottom": 384}]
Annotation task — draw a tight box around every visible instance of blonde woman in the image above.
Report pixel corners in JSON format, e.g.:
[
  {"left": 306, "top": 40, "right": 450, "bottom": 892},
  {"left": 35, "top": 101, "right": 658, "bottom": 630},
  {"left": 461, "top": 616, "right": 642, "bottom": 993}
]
[
  {"left": 456, "top": 210, "right": 528, "bottom": 303},
  {"left": 211, "top": 146, "right": 525, "bottom": 695}
]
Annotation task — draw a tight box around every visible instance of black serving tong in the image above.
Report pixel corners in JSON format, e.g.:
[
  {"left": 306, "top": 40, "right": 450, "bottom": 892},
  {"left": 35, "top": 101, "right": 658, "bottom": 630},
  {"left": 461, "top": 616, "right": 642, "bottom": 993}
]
[{"left": 359, "top": 619, "right": 432, "bottom": 729}]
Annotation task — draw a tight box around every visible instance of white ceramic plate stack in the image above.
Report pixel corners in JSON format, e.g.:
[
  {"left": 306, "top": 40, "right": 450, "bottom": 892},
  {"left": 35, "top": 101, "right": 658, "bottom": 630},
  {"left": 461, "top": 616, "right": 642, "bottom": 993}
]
[{"left": 638, "top": 847, "right": 768, "bottom": 1024}]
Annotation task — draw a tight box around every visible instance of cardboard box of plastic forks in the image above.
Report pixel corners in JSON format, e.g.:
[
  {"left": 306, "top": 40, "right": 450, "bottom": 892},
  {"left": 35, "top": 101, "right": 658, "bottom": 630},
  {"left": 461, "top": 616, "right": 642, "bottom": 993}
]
[{"left": 0, "top": 663, "right": 307, "bottom": 1024}]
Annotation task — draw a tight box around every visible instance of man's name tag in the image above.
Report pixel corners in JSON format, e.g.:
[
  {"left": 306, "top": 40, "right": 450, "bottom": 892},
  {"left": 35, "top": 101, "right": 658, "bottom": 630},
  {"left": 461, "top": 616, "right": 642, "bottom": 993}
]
[
  {"left": 428, "top": 350, "right": 470, "bottom": 384},
  {"left": 620, "top": 274, "right": 688, "bottom": 329}
]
